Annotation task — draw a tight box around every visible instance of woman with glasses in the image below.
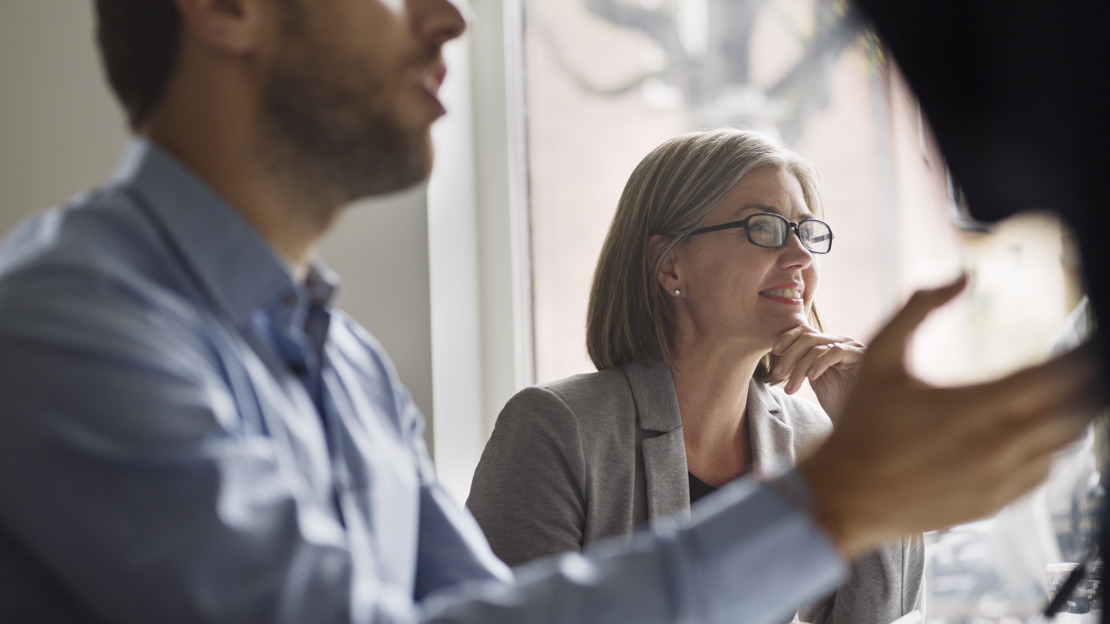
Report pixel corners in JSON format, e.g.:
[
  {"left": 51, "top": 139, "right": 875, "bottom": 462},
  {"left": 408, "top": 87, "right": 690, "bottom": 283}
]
[{"left": 467, "top": 128, "right": 923, "bottom": 624}]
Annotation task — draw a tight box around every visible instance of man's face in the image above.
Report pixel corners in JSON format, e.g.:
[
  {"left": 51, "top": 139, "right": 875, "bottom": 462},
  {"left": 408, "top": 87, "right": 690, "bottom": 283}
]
[{"left": 257, "top": 0, "right": 466, "bottom": 201}]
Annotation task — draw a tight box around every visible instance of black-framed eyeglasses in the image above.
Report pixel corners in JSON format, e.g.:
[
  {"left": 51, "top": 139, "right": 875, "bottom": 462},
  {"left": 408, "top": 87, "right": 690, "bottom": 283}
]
[{"left": 688, "top": 213, "right": 834, "bottom": 254}]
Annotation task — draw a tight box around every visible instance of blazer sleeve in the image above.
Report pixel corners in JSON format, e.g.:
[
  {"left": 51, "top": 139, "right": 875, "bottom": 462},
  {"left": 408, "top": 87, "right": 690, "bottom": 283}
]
[{"left": 466, "top": 386, "right": 588, "bottom": 567}]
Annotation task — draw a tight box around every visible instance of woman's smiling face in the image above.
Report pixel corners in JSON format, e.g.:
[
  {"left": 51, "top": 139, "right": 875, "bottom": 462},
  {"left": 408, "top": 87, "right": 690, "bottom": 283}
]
[{"left": 668, "top": 165, "right": 820, "bottom": 354}]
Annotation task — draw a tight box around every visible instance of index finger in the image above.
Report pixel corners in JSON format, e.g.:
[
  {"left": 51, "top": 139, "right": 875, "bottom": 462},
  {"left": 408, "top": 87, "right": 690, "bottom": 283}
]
[{"left": 867, "top": 274, "right": 969, "bottom": 372}]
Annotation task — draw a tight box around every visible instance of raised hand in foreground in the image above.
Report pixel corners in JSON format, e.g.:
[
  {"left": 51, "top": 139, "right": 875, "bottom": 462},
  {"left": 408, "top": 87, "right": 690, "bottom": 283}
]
[{"left": 798, "top": 275, "right": 1104, "bottom": 558}]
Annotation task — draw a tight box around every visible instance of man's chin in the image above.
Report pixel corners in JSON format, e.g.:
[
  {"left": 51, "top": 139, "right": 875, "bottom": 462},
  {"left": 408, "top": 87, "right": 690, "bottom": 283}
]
[
  {"left": 350, "top": 170, "right": 431, "bottom": 203},
  {"left": 346, "top": 134, "right": 434, "bottom": 200}
]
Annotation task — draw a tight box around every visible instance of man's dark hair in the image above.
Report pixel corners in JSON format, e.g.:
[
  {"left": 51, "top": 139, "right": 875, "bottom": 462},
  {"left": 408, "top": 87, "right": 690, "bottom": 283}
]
[{"left": 94, "top": 1, "right": 183, "bottom": 130}]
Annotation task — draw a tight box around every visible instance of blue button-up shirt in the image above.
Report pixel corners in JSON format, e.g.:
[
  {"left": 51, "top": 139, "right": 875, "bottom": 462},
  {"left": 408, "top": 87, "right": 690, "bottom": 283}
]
[{"left": 0, "top": 139, "right": 845, "bottom": 624}]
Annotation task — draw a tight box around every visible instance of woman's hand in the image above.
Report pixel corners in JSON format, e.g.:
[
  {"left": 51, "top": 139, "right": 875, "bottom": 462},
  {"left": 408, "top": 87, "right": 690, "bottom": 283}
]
[{"left": 771, "top": 325, "right": 865, "bottom": 422}]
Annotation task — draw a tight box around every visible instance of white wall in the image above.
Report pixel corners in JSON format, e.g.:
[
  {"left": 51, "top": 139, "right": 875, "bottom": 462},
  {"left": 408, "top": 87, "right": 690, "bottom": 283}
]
[{"left": 0, "top": 2, "right": 128, "bottom": 234}]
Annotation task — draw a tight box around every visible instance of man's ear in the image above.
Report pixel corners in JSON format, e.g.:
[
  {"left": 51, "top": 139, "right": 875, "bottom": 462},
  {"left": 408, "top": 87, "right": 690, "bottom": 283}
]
[
  {"left": 650, "top": 234, "right": 682, "bottom": 295},
  {"left": 173, "top": 0, "right": 260, "bottom": 55}
]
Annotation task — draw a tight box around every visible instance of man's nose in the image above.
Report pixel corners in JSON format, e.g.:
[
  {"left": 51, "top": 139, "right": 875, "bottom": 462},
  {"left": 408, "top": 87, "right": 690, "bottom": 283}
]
[{"left": 411, "top": 0, "right": 469, "bottom": 46}]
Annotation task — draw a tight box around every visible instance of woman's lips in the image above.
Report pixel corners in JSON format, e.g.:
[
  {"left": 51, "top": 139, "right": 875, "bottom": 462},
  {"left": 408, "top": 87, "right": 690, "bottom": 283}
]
[
  {"left": 761, "top": 287, "right": 802, "bottom": 299},
  {"left": 759, "top": 284, "right": 804, "bottom": 304}
]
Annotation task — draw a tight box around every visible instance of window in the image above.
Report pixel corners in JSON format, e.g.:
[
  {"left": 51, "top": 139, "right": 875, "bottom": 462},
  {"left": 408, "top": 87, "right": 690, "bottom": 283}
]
[{"left": 519, "top": 0, "right": 1091, "bottom": 621}]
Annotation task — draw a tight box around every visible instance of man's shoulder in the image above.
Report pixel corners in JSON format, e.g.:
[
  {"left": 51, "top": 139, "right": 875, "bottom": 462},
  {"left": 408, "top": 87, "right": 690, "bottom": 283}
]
[
  {"left": 0, "top": 185, "right": 205, "bottom": 336},
  {"left": 0, "top": 185, "right": 168, "bottom": 287}
]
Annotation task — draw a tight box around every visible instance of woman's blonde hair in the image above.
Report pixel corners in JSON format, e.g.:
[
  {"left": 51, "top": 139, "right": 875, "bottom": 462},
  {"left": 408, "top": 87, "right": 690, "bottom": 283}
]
[{"left": 585, "top": 128, "right": 824, "bottom": 382}]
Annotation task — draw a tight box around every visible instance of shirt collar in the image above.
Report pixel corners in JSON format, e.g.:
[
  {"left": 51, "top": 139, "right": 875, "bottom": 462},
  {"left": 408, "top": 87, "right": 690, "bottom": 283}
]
[{"left": 112, "top": 138, "right": 339, "bottom": 325}]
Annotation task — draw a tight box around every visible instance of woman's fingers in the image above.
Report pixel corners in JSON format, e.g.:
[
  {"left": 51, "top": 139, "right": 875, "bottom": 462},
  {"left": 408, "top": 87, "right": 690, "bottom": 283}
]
[
  {"left": 772, "top": 328, "right": 864, "bottom": 395},
  {"left": 773, "top": 329, "right": 853, "bottom": 379},
  {"left": 804, "top": 341, "right": 865, "bottom": 382},
  {"left": 784, "top": 345, "right": 832, "bottom": 394}
]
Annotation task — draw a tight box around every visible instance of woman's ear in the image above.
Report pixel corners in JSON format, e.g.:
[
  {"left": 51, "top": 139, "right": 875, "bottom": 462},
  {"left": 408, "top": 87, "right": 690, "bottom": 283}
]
[
  {"left": 650, "top": 234, "right": 682, "bottom": 296},
  {"left": 174, "top": 0, "right": 261, "bottom": 55}
]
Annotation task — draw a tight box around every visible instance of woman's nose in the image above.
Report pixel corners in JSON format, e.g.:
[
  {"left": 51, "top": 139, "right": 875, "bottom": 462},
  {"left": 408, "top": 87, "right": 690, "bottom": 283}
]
[{"left": 779, "top": 229, "right": 814, "bottom": 268}]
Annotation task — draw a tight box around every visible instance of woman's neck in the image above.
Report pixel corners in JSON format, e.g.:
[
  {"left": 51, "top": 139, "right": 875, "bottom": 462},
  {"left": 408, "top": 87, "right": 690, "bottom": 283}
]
[{"left": 669, "top": 347, "right": 764, "bottom": 487}]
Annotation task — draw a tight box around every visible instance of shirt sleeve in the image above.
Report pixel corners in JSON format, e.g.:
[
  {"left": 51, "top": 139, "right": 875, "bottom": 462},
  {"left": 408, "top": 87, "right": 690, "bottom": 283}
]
[{"left": 423, "top": 473, "right": 848, "bottom": 624}]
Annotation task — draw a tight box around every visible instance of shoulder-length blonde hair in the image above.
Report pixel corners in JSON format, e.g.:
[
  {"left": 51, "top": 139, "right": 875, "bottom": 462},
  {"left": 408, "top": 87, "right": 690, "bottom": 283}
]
[{"left": 585, "top": 128, "right": 824, "bottom": 382}]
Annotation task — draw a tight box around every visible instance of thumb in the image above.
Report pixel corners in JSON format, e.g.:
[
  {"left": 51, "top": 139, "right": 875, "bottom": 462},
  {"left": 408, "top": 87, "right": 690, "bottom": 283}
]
[{"left": 868, "top": 274, "right": 969, "bottom": 370}]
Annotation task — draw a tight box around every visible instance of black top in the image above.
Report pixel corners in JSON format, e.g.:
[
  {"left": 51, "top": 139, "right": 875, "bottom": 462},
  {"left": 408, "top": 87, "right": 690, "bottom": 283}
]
[{"left": 688, "top": 472, "right": 718, "bottom": 505}]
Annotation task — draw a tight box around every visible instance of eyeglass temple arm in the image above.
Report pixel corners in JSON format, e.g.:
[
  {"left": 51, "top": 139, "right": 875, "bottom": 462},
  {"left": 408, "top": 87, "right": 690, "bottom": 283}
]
[{"left": 688, "top": 221, "right": 746, "bottom": 236}]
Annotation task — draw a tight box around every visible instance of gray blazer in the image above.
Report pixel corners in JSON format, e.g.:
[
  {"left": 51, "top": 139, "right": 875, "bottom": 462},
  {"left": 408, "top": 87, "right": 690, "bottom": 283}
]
[{"left": 467, "top": 358, "right": 923, "bottom": 624}]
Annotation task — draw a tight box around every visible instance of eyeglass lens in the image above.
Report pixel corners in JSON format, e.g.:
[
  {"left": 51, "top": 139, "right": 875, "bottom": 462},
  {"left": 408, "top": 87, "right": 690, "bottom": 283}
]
[{"left": 747, "top": 214, "right": 832, "bottom": 253}]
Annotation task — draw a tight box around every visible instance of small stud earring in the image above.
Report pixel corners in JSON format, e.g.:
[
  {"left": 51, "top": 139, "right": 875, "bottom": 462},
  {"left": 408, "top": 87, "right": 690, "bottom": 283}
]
[{"left": 674, "top": 289, "right": 681, "bottom": 296}]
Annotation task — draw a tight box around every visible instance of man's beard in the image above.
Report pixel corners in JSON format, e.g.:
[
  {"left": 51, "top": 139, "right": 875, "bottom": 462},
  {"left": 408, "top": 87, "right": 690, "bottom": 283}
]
[{"left": 258, "top": 53, "right": 433, "bottom": 203}]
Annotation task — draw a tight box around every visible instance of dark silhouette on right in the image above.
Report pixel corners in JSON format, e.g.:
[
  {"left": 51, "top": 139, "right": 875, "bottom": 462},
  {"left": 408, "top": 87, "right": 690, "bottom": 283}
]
[{"left": 850, "top": 3, "right": 1110, "bottom": 620}]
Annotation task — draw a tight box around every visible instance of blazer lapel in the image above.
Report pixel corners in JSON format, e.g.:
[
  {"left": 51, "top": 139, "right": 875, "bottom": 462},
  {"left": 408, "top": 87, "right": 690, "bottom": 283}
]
[
  {"left": 746, "top": 379, "right": 796, "bottom": 478},
  {"left": 624, "top": 360, "right": 691, "bottom": 522}
]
